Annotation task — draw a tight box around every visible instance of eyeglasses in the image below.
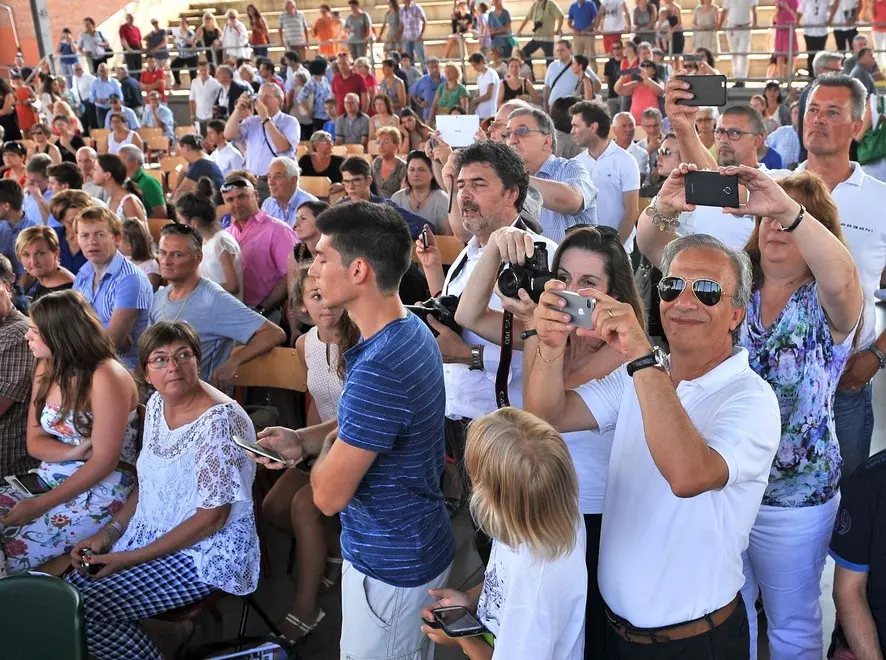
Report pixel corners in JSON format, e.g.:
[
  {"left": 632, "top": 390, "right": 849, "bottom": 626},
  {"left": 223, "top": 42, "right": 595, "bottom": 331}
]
[
  {"left": 146, "top": 349, "right": 197, "bottom": 369},
  {"left": 714, "top": 127, "right": 756, "bottom": 141},
  {"left": 657, "top": 276, "right": 733, "bottom": 307},
  {"left": 220, "top": 178, "right": 255, "bottom": 193},
  {"left": 502, "top": 126, "right": 545, "bottom": 140},
  {"left": 342, "top": 176, "right": 366, "bottom": 187}
]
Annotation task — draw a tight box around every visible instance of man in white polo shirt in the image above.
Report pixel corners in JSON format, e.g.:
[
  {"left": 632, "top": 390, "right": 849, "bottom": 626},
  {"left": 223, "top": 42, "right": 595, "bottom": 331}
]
[
  {"left": 189, "top": 59, "right": 223, "bottom": 129},
  {"left": 799, "top": 72, "right": 886, "bottom": 478},
  {"left": 569, "top": 100, "right": 640, "bottom": 244},
  {"left": 524, "top": 231, "right": 781, "bottom": 657}
]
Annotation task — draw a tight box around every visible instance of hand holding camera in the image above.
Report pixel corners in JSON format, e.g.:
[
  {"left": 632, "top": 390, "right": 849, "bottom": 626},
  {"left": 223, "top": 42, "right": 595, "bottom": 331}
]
[
  {"left": 236, "top": 94, "right": 254, "bottom": 115},
  {"left": 70, "top": 531, "right": 113, "bottom": 575}
]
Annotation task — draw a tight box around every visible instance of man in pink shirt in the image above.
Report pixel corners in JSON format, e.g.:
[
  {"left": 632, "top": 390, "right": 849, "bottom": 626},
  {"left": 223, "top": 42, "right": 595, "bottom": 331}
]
[{"left": 221, "top": 176, "right": 296, "bottom": 313}]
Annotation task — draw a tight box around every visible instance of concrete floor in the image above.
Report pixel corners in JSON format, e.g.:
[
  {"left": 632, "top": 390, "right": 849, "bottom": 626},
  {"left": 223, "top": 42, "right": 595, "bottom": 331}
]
[{"left": 180, "top": 302, "right": 886, "bottom": 660}]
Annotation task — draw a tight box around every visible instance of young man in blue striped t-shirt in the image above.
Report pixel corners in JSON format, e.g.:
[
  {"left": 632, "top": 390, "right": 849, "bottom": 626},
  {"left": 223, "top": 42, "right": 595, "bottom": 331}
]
[{"left": 258, "top": 200, "right": 454, "bottom": 658}]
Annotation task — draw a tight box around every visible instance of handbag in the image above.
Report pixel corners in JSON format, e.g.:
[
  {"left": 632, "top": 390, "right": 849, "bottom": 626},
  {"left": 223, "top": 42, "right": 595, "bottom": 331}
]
[{"left": 858, "top": 94, "right": 886, "bottom": 165}]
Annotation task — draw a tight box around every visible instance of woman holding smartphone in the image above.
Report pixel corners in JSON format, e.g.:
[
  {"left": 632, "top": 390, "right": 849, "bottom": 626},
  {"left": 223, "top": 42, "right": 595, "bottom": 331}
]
[
  {"left": 66, "top": 321, "right": 260, "bottom": 659},
  {"left": 451, "top": 225, "right": 644, "bottom": 658},
  {"left": 420, "top": 407, "right": 588, "bottom": 659}
]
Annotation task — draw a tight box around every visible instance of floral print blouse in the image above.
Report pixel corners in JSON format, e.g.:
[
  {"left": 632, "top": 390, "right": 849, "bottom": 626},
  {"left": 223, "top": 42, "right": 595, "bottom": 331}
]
[{"left": 740, "top": 281, "right": 854, "bottom": 508}]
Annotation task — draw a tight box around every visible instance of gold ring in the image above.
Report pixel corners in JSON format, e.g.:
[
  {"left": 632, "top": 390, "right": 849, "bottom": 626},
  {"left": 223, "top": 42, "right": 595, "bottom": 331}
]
[{"left": 607, "top": 308, "right": 613, "bottom": 318}]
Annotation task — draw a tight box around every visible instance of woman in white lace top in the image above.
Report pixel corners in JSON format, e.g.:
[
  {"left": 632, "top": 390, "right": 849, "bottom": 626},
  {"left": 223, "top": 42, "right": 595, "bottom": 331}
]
[
  {"left": 260, "top": 260, "right": 359, "bottom": 641},
  {"left": 66, "top": 321, "right": 260, "bottom": 660}
]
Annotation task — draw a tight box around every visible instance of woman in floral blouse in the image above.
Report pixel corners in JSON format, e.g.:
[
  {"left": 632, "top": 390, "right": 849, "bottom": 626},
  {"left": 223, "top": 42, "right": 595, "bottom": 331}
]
[{"left": 730, "top": 167, "right": 863, "bottom": 660}]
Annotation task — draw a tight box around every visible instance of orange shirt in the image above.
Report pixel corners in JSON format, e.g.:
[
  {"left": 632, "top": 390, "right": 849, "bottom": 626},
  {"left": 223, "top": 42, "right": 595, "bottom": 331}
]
[
  {"left": 14, "top": 87, "right": 38, "bottom": 132},
  {"left": 314, "top": 16, "right": 338, "bottom": 56}
]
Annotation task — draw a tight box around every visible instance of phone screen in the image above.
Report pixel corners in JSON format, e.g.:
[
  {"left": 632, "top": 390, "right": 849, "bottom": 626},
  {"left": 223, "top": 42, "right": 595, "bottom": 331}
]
[
  {"left": 432, "top": 607, "right": 485, "bottom": 635},
  {"left": 12, "top": 473, "right": 52, "bottom": 495},
  {"left": 233, "top": 435, "right": 289, "bottom": 464}
]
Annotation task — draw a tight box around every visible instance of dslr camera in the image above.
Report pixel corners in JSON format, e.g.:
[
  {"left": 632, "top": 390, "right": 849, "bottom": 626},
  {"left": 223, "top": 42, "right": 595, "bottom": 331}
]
[
  {"left": 407, "top": 295, "right": 462, "bottom": 337},
  {"left": 497, "top": 242, "right": 553, "bottom": 303},
  {"left": 533, "top": 20, "right": 544, "bottom": 32}
]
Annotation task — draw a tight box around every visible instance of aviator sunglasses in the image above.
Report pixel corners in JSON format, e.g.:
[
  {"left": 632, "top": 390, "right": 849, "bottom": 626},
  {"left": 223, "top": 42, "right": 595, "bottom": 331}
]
[{"left": 657, "top": 276, "right": 733, "bottom": 307}]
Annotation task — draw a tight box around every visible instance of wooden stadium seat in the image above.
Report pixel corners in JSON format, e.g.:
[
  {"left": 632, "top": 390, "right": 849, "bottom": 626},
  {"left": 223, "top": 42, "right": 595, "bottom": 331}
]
[
  {"left": 331, "top": 145, "right": 348, "bottom": 157},
  {"left": 160, "top": 155, "right": 187, "bottom": 173},
  {"left": 137, "top": 127, "right": 164, "bottom": 142},
  {"left": 297, "top": 141, "right": 310, "bottom": 158},
  {"left": 299, "top": 176, "right": 331, "bottom": 199},
  {"left": 174, "top": 125, "right": 198, "bottom": 138},
  {"left": 146, "top": 136, "right": 170, "bottom": 157},
  {"left": 367, "top": 140, "right": 379, "bottom": 156},
  {"left": 231, "top": 346, "right": 307, "bottom": 392},
  {"left": 436, "top": 236, "right": 466, "bottom": 266},
  {"left": 344, "top": 144, "right": 366, "bottom": 154},
  {"left": 89, "top": 129, "right": 109, "bottom": 145}
]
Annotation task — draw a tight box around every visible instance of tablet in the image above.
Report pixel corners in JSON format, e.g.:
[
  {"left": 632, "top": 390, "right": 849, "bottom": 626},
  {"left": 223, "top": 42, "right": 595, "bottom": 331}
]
[{"left": 436, "top": 115, "right": 481, "bottom": 148}]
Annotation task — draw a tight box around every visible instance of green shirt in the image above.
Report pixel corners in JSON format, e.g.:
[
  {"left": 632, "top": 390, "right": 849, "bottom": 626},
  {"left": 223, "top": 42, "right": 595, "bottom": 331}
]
[
  {"left": 130, "top": 168, "right": 165, "bottom": 214},
  {"left": 530, "top": 0, "right": 565, "bottom": 40},
  {"left": 435, "top": 83, "right": 469, "bottom": 112}
]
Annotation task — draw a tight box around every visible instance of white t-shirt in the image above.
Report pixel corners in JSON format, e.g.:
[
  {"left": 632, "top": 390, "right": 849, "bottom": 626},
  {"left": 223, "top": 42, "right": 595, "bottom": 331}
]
[
  {"left": 723, "top": 0, "right": 760, "bottom": 27},
  {"left": 477, "top": 531, "right": 587, "bottom": 660},
  {"left": 209, "top": 143, "right": 246, "bottom": 177},
  {"left": 200, "top": 230, "right": 244, "bottom": 301},
  {"left": 796, "top": 161, "right": 886, "bottom": 349},
  {"left": 600, "top": 0, "right": 627, "bottom": 32},
  {"left": 626, "top": 141, "right": 649, "bottom": 177},
  {"left": 799, "top": 0, "right": 831, "bottom": 36},
  {"left": 475, "top": 67, "right": 500, "bottom": 119},
  {"left": 576, "top": 349, "right": 781, "bottom": 628},
  {"left": 564, "top": 428, "right": 613, "bottom": 514},
  {"left": 573, "top": 142, "right": 640, "bottom": 233},
  {"left": 189, "top": 75, "right": 223, "bottom": 121},
  {"left": 832, "top": 0, "right": 859, "bottom": 27}
]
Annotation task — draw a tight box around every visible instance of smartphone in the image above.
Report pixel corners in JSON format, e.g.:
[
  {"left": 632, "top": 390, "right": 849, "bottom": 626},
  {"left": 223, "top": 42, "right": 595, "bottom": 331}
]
[
  {"left": 4, "top": 473, "right": 52, "bottom": 497},
  {"left": 675, "top": 74, "right": 728, "bottom": 107},
  {"left": 547, "top": 290, "right": 597, "bottom": 329},
  {"left": 420, "top": 227, "right": 429, "bottom": 250},
  {"left": 431, "top": 606, "right": 488, "bottom": 638},
  {"left": 683, "top": 53, "right": 703, "bottom": 63},
  {"left": 232, "top": 434, "right": 299, "bottom": 466},
  {"left": 620, "top": 68, "right": 640, "bottom": 77},
  {"left": 684, "top": 171, "right": 740, "bottom": 208}
]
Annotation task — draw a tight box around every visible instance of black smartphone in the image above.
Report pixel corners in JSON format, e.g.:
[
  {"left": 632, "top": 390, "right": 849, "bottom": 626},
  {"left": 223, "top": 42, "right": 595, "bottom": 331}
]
[
  {"left": 431, "top": 606, "right": 488, "bottom": 638},
  {"left": 620, "top": 68, "right": 640, "bottom": 77},
  {"left": 683, "top": 53, "right": 703, "bottom": 63},
  {"left": 684, "top": 171, "right": 740, "bottom": 208},
  {"left": 420, "top": 227, "right": 429, "bottom": 250},
  {"left": 675, "top": 74, "right": 728, "bottom": 107},
  {"left": 4, "top": 473, "right": 52, "bottom": 497}
]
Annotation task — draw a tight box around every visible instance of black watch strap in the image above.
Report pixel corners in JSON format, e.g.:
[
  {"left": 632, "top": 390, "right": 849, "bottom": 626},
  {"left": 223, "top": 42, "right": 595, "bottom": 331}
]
[{"left": 627, "top": 347, "right": 667, "bottom": 377}]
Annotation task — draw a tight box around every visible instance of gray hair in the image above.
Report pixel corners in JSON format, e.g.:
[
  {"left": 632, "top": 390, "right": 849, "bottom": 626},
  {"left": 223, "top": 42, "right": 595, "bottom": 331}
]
[
  {"left": 507, "top": 106, "right": 557, "bottom": 152},
  {"left": 118, "top": 144, "right": 144, "bottom": 167},
  {"left": 426, "top": 57, "right": 440, "bottom": 66},
  {"left": 810, "top": 71, "right": 868, "bottom": 121},
  {"left": 852, "top": 33, "right": 869, "bottom": 47},
  {"left": 271, "top": 156, "right": 300, "bottom": 178},
  {"left": 500, "top": 99, "right": 532, "bottom": 116},
  {"left": 259, "top": 81, "right": 284, "bottom": 101},
  {"left": 637, "top": 41, "right": 653, "bottom": 51},
  {"left": 216, "top": 64, "right": 234, "bottom": 79},
  {"left": 310, "top": 130, "right": 333, "bottom": 147},
  {"left": 76, "top": 146, "right": 97, "bottom": 159},
  {"left": 660, "top": 233, "right": 752, "bottom": 330},
  {"left": 697, "top": 106, "right": 719, "bottom": 120},
  {"left": 641, "top": 107, "right": 662, "bottom": 122},
  {"left": 613, "top": 111, "right": 635, "bottom": 126},
  {"left": 811, "top": 50, "right": 843, "bottom": 75}
]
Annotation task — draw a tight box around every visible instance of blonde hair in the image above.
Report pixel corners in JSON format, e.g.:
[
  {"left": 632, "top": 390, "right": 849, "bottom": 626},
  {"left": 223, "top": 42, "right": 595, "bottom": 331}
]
[
  {"left": 73, "top": 206, "right": 123, "bottom": 237},
  {"left": 376, "top": 125, "right": 402, "bottom": 146},
  {"left": 466, "top": 408, "right": 580, "bottom": 560},
  {"left": 354, "top": 56, "right": 371, "bottom": 72},
  {"left": 16, "top": 224, "right": 60, "bottom": 257},
  {"left": 444, "top": 63, "right": 461, "bottom": 81}
]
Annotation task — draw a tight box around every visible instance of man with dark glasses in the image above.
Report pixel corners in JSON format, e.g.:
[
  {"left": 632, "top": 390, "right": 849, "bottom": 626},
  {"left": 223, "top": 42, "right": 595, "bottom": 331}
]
[
  {"left": 219, "top": 175, "right": 297, "bottom": 314},
  {"left": 525, "top": 232, "right": 781, "bottom": 659}
]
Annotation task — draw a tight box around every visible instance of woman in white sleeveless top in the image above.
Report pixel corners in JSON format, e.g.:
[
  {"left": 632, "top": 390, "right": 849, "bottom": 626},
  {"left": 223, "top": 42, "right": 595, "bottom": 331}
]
[
  {"left": 103, "top": 112, "right": 143, "bottom": 156},
  {"left": 93, "top": 153, "right": 147, "bottom": 224},
  {"left": 259, "top": 260, "right": 360, "bottom": 642}
]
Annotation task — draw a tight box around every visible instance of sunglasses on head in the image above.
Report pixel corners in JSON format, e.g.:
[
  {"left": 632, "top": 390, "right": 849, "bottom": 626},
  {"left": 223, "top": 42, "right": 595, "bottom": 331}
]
[
  {"left": 657, "top": 276, "right": 731, "bottom": 307},
  {"left": 658, "top": 146, "right": 673, "bottom": 156},
  {"left": 220, "top": 178, "right": 255, "bottom": 193},
  {"left": 564, "top": 223, "right": 621, "bottom": 240}
]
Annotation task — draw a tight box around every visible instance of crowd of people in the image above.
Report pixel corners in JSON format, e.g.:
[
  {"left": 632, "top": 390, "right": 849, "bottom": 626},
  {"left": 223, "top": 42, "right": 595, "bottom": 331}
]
[{"left": 0, "top": 1, "right": 885, "bottom": 659}]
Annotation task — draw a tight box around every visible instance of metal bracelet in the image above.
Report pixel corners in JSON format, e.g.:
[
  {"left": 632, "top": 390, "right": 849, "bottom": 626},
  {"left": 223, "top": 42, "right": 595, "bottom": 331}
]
[{"left": 649, "top": 196, "right": 682, "bottom": 233}]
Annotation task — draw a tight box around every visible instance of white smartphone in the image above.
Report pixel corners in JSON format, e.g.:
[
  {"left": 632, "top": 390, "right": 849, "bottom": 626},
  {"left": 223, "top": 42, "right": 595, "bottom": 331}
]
[
  {"left": 4, "top": 473, "right": 53, "bottom": 497},
  {"left": 232, "top": 434, "right": 301, "bottom": 466},
  {"left": 547, "top": 290, "right": 597, "bottom": 329}
]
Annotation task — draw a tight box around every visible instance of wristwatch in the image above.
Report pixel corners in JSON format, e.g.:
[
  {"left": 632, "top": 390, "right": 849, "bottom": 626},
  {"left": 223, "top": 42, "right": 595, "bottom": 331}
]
[
  {"left": 627, "top": 345, "right": 669, "bottom": 377},
  {"left": 867, "top": 344, "right": 886, "bottom": 370},
  {"left": 469, "top": 345, "right": 484, "bottom": 371}
]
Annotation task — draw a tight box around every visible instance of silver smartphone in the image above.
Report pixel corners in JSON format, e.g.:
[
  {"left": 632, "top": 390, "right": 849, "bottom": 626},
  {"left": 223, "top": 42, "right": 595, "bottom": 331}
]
[
  {"left": 547, "top": 290, "right": 597, "bottom": 329},
  {"left": 232, "top": 434, "right": 299, "bottom": 465}
]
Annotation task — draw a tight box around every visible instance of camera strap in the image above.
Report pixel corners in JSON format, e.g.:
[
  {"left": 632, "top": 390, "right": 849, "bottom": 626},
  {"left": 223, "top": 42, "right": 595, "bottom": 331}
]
[{"left": 495, "top": 310, "right": 514, "bottom": 408}]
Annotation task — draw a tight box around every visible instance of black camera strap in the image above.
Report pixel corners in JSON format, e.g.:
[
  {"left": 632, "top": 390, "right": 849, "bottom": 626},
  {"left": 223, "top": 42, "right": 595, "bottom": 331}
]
[{"left": 493, "top": 218, "right": 530, "bottom": 409}]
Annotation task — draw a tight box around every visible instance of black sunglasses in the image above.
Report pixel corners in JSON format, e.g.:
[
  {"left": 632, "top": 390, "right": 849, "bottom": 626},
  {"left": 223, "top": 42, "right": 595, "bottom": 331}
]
[
  {"left": 657, "top": 276, "right": 731, "bottom": 307},
  {"left": 160, "top": 222, "right": 201, "bottom": 238},
  {"left": 220, "top": 178, "right": 255, "bottom": 193}
]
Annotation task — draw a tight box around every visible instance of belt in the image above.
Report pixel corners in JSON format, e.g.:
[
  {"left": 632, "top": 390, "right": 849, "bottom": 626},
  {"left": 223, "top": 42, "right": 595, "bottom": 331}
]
[{"left": 606, "top": 595, "right": 740, "bottom": 645}]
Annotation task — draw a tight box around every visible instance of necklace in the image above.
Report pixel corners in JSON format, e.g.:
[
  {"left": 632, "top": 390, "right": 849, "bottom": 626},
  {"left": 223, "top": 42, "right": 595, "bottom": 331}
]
[
  {"left": 163, "top": 284, "right": 197, "bottom": 322},
  {"left": 410, "top": 188, "right": 432, "bottom": 209}
]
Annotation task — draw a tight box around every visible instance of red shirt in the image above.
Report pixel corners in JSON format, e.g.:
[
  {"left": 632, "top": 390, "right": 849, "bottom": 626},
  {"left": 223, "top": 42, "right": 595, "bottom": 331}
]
[
  {"left": 332, "top": 72, "right": 367, "bottom": 115},
  {"left": 140, "top": 68, "right": 167, "bottom": 102},
  {"left": 119, "top": 24, "right": 142, "bottom": 48}
]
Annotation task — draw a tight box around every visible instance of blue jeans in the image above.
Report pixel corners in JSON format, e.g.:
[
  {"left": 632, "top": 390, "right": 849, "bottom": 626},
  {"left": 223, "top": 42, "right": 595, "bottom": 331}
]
[
  {"left": 834, "top": 382, "right": 874, "bottom": 479},
  {"left": 404, "top": 40, "right": 426, "bottom": 67}
]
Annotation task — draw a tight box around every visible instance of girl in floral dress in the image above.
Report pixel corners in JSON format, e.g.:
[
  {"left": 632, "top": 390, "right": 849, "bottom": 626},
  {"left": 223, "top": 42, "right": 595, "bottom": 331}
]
[{"left": 0, "top": 290, "right": 139, "bottom": 575}]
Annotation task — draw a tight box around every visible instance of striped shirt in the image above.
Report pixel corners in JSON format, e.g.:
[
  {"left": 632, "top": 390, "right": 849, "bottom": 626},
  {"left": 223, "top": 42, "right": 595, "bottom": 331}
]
[
  {"left": 0, "top": 309, "right": 37, "bottom": 476},
  {"left": 338, "top": 312, "right": 455, "bottom": 587},
  {"left": 73, "top": 250, "right": 153, "bottom": 369},
  {"left": 279, "top": 10, "right": 310, "bottom": 46},
  {"left": 535, "top": 153, "right": 599, "bottom": 242}
]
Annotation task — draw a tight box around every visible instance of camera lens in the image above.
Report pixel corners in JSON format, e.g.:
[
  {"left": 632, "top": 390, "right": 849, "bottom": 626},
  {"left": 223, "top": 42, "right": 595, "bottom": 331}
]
[{"left": 497, "top": 268, "right": 522, "bottom": 299}]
